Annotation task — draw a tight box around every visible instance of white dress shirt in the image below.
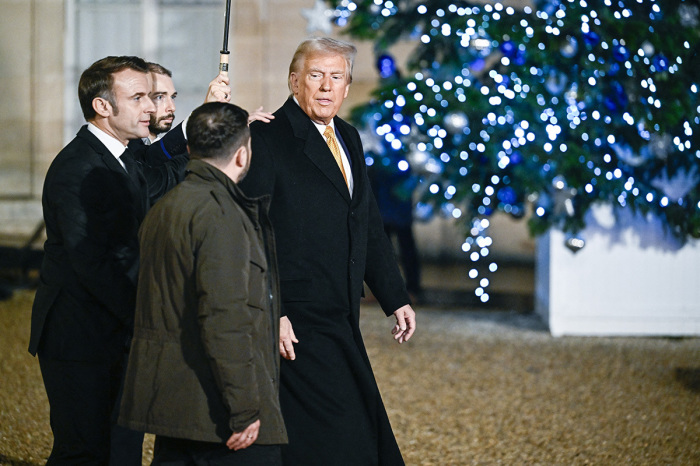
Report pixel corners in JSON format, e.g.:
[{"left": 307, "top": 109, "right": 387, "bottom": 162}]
[{"left": 87, "top": 123, "right": 128, "bottom": 171}]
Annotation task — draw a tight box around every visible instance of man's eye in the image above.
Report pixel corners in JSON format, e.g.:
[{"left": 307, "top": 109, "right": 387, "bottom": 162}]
[{"left": 153, "top": 95, "right": 163, "bottom": 101}]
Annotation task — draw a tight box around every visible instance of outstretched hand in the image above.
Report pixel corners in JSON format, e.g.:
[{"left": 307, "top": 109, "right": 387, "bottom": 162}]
[
  {"left": 392, "top": 304, "right": 416, "bottom": 344},
  {"left": 248, "top": 106, "right": 275, "bottom": 124}
]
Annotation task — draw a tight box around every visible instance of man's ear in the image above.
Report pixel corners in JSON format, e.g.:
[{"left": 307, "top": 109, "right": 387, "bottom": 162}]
[
  {"left": 92, "top": 97, "right": 112, "bottom": 118},
  {"left": 234, "top": 145, "right": 248, "bottom": 168},
  {"left": 289, "top": 73, "right": 299, "bottom": 94}
]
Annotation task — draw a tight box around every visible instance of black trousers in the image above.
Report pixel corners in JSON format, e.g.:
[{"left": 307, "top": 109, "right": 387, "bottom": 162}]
[
  {"left": 152, "top": 436, "right": 282, "bottom": 466},
  {"left": 38, "top": 355, "right": 143, "bottom": 465}
]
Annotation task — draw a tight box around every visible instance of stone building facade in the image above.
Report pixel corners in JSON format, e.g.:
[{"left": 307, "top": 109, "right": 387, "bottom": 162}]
[{"left": 0, "top": 0, "right": 533, "bottom": 262}]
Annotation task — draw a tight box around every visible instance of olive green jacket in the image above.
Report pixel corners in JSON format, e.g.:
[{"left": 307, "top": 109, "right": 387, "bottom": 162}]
[{"left": 118, "top": 160, "right": 287, "bottom": 444}]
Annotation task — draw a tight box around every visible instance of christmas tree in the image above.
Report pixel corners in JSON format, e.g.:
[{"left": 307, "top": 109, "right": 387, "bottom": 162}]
[{"left": 323, "top": 0, "right": 700, "bottom": 301}]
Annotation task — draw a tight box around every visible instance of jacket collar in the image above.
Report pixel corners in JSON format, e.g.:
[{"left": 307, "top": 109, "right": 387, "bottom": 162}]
[
  {"left": 77, "top": 126, "right": 126, "bottom": 174},
  {"left": 86, "top": 123, "right": 128, "bottom": 158},
  {"left": 185, "top": 159, "right": 270, "bottom": 215}
]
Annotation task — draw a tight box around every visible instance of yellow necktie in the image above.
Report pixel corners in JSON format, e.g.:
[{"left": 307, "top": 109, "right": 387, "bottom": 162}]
[{"left": 324, "top": 126, "right": 348, "bottom": 187}]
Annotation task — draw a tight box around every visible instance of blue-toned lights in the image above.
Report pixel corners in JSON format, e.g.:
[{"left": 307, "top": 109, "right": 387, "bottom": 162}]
[{"left": 343, "top": 0, "right": 699, "bottom": 302}]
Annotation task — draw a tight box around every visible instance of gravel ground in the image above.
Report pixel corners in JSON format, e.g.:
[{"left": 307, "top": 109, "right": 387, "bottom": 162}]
[{"left": 1, "top": 289, "right": 699, "bottom": 465}]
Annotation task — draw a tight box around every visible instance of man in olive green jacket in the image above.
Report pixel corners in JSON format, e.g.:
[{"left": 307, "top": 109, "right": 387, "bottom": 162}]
[{"left": 118, "top": 102, "right": 287, "bottom": 465}]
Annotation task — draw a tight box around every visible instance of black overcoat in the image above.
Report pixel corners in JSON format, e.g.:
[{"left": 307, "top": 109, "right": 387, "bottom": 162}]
[{"left": 239, "top": 98, "right": 410, "bottom": 466}]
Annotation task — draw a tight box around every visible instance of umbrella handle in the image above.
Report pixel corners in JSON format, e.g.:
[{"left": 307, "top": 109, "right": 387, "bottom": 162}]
[
  {"left": 219, "top": 51, "right": 230, "bottom": 77},
  {"left": 220, "top": 0, "right": 232, "bottom": 77}
]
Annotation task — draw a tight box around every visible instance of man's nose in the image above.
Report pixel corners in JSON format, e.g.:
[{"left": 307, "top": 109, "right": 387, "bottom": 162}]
[
  {"left": 166, "top": 97, "right": 176, "bottom": 113},
  {"left": 320, "top": 76, "right": 331, "bottom": 90},
  {"left": 145, "top": 99, "right": 155, "bottom": 114}
]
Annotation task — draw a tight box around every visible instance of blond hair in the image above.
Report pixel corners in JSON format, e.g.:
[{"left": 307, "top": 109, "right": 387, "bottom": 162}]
[{"left": 288, "top": 37, "right": 357, "bottom": 93}]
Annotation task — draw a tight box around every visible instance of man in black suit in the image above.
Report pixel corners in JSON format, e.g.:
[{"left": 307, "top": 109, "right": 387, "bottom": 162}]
[
  {"left": 28, "top": 56, "right": 191, "bottom": 465},
  {"left": 145, "top": 62, "right": 178, "bottom": 143},
  {"left": 239, "top": 37, "right": 417, "bottom": 466},
  {"left": 127, "top": 63, "right": 227, "bottom": 205},
  {"left": 128, "top": 62, "right": 271, "bottom": 204}
]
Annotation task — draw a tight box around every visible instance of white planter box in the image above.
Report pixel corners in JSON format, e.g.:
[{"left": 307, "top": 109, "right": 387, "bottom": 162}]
[{"left": 535, "top": 205, "right": 700, "bottom": 337}]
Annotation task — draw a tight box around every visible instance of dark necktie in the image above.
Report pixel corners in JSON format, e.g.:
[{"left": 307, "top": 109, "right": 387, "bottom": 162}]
[
  {"left": 120, "top": 147, "right": 149, "bottom": 220},
  {"left": 121, "top": 148, "right": 140, "bottom": 187}
]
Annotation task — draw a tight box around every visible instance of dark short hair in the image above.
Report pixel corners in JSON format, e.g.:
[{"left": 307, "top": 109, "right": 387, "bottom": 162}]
[
  {"left": 147, "top": 62, "right": 172, "bottom": 78},
  {"left": 78, "top": 56, "right": 150, "bottom": 121},
  {"left": 186, "top": 102, "right": 250, "bottom": 162}
]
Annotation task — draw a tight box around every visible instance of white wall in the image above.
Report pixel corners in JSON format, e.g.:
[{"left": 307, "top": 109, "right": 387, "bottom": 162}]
[{"left": 536, "top": 205, "right": 700, "bottom": 336}]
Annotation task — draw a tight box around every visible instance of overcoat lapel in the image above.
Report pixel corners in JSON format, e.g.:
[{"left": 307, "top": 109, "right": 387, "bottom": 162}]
[{"left": 283, "top": 99, "right": 352, "bottom": 203}]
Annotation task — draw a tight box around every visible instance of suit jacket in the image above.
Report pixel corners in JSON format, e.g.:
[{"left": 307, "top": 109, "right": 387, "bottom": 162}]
[
  {"left": 128, "top": 122, "right": 189, "bottom": 205},
  {"left": 29, "top": 125, "right": 181, "bottom": 362}
]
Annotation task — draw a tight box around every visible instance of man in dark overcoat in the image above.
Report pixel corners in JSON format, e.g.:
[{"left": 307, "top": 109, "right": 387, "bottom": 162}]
[{"left": 239, "top": 37, "right": 417, "bottom": 466}]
